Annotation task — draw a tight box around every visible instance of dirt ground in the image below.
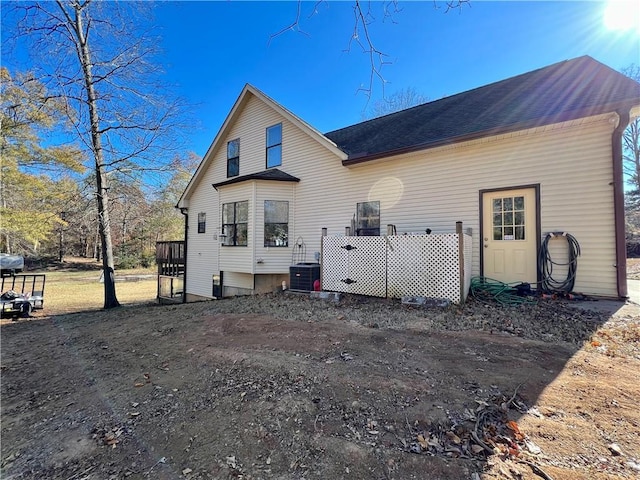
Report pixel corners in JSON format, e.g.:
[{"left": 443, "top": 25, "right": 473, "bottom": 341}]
[
  {"left": 627, "top": 258, "right": 640, "bottom": 279},
  {"left": 2, "top": 290, "right": 640, "bottom": 480}
]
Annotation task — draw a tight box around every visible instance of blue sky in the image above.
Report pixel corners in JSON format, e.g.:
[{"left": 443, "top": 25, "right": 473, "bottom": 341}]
[
  {"left": 150, "top": 0, "right": 640, "bottom": 157},
  {"left": 3, "top": 1, "right": 640, "bottom": 158}
]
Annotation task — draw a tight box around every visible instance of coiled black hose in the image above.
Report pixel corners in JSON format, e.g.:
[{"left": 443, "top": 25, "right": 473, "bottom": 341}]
[{"left": 537, "top": 232, "right": 580, "bottom": 294}]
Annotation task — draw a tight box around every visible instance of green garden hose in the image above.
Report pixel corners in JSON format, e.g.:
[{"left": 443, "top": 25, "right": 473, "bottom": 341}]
[{"left": 470, "top": 276, "right": 534, "bottom": 306}]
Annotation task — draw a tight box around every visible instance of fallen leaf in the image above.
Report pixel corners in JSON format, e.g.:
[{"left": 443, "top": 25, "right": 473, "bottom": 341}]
[
  {"left": 626, "top": 461, "right": 640, "bottom": 472},
  {"left": 524, "top": 439, "right": 541, "bottom": 455},
  {"left": 446, "top": 431, "right": 461, "bottom": 444},
  {"left": 471, "top": 444, "right": 485, "bottom": 454},
  {"left": 506, "top": 421, "right": 524, "bottom": 440},
  {"left": 527, "top": 407, "right": 543, "bottom": 418},
  {"left": 608, "top": 443, "right": 623, "bottom": 456}
]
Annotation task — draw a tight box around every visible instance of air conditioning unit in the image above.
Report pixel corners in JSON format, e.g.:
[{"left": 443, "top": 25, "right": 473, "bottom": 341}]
[{"left": 289, "top": 263, "right": 320, "bottom": 292}]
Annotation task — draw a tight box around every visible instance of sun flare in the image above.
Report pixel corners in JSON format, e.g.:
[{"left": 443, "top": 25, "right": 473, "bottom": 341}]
[{"left": 603, "top": 0, "right": 640, "bottom": 34}]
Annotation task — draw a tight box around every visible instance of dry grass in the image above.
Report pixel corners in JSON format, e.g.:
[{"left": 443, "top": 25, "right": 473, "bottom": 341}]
[
  {"left": 10, "top": 258, "right": 640, "bottom": 317},
  {"left": 33, "top": 267, "right": 157, "bottom": 316}
]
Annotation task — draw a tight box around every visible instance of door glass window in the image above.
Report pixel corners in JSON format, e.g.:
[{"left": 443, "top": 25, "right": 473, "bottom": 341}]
[{"left": 492, "top": 195, "right": 525, "bottom": 240}]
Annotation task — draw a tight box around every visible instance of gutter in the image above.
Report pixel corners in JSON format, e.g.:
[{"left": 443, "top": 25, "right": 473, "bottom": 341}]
[
  {"left": 179, "top": 207, "right": 188, "bottom": 304},
  {"left": 612, "top": 109, "right": 630, "bottom": 299}
]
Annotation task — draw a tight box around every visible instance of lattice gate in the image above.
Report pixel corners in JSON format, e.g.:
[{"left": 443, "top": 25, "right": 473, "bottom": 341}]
[
  {"left": 321, "top": 236, "right": 387, "bottom": 297},
  {"left": 322, "top": 233, "right": 472, "bottom": 303}
]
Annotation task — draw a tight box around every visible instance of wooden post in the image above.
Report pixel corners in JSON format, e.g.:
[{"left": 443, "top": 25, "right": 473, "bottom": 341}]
[
  {"left": 456, "top": 221, "right": 465, "bottom": 304},
  {"left": 319, "top": 227, "right": 327, "bottom": 290}
]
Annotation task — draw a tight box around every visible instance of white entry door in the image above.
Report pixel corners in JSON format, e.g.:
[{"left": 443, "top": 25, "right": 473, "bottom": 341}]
[{"left": 482, "top": 187, "right": 537, "bottom": 285}]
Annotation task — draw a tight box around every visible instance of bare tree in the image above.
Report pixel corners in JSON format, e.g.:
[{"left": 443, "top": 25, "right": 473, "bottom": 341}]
[
  {"left": 622, "top": 65, "right": 640, "bottom": 197},
  {"left": 622, "top": 64, "right": 640, "bottom": 255},
  {"left": 6, "top": 1, "right": 183, "bottom": 308},
  {"left": 363, "top": 86, "right": 428, "bottom": 119},
  {"left": 272, "top": 1, "right": 470, "bottom": 98}
]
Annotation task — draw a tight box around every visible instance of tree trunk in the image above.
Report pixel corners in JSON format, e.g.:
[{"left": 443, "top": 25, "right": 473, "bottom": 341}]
[{"left": 65, "top": 1, "right": 120, "bottom": 308}]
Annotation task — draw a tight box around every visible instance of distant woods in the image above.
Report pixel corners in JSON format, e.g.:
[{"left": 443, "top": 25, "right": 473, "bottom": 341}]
[
  {"left": 3, "top": 1, "right": 189, "bottom": 308},
  {"left": 622, "top": 64, "right": 640, "bottom": 256}
]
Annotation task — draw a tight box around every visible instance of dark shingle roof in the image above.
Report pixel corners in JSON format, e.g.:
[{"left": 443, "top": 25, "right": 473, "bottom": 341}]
[
  {"left": 212, "top": 168, "right": 300, "bottom": 190},
  {"left": 325, "top": 56, "right": 640, "bottom": 164}
]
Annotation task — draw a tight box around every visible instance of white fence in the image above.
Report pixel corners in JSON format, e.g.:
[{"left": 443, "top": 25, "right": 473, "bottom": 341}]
[{"left": 321, "top": 232, "right": 472, "bottom": 303}]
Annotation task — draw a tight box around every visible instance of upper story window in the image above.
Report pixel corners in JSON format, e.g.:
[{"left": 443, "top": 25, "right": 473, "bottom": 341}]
[
  {"left": 356, "top": 201, "right": 380, "bottom": 236},
  {"left": 264, "top": 200, "right": 289, "bottom": 247},
  {"left": 197, "top": 212, "right": 206, "bottom": 234},
  {"left": 222, "top": 201, "right": 248, "bottom": 246},
  {"left": 227, "top": 139, "right": 240, "bottom": 178},
  {"left": 266, "top": 123, "right": 282, "bottom": 168}
]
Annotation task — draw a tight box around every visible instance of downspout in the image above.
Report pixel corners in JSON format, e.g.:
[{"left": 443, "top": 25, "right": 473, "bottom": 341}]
[
  {"left": 612, "top": 109, "right": 630, "bottom": 299},
  {"left": 180, "top": 207, "right": 189, "bottom": 303}
]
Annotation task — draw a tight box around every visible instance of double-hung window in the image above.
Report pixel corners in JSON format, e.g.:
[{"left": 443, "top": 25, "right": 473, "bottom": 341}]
[
  {"left": 266, "top": 123, "right": 282, "bottom": 168},
  {"left": 227, "top": 139, "right": 239, "bottom": 178},
  {"left": 264, "top": 200, "right": 289, "bottom": 247},
  {"left": 197, "top": 212, "right": 206, "bottom": 234},
  {"left": 356, "top": 201, "right": 380, "bottom": 236},
  {"left": 222, "top": 201, "right": 248, "bottom": 246}
]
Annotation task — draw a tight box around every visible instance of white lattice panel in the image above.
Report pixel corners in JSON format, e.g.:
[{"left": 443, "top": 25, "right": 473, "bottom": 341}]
[
  {"left": 387, "top": 235, "right": 459, "bottom": 301},
  {"left": 463, "top": 234, "right": 473, "bottom": 301},
  {"left": 321, "top": 236, "right": 387, "bottom": 297},
  {"left": 322, "top": 233, "right": 473, "bottom": 303}
]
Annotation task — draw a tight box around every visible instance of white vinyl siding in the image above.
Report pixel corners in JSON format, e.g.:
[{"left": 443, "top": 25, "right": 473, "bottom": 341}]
[
  {"left": 184, "top": 174, "right": 220, "bottom": 299},
  {"left": 222, "top": 97, "right": 289, "bottom": 175},
  {"left": 255, "top": 182, "right": 295, "bottom": 273},
  {"left": 218, "top": 183, "right": 254, "bottom": 273},
  {"left": 184, "top": 91, "right": 619, "bottom": 298},
  {"left": 184, "top": 96, "right": 292, "bottom": 298},
  {"left": 283, "top": 114, "right": 616, "bottom": 297}
]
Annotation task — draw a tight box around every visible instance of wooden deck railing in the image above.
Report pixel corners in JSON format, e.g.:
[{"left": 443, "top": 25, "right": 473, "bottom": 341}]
[{"left": 156, "top": 241, "right": 185, "bottom": 277}]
